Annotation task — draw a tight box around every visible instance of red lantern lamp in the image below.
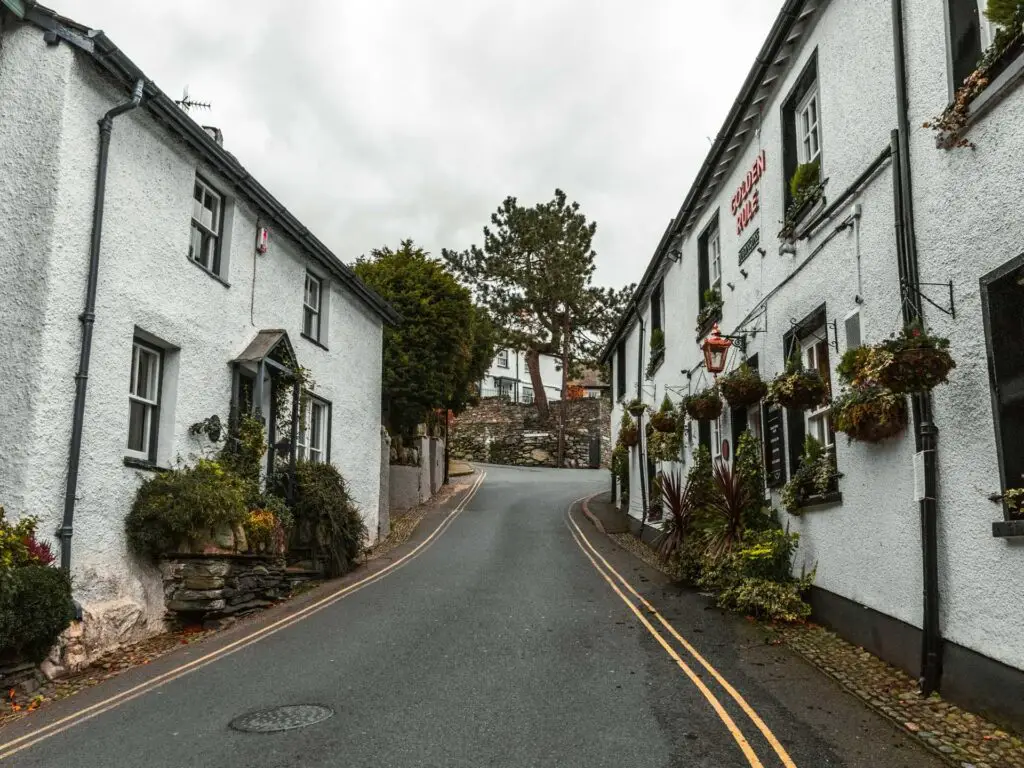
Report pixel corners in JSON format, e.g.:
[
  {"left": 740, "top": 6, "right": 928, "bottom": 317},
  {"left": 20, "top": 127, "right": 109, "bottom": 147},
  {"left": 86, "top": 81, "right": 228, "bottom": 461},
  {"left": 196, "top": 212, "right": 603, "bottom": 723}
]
[{"left": 702, "top": 323, "right": 733, "bottom": 375}]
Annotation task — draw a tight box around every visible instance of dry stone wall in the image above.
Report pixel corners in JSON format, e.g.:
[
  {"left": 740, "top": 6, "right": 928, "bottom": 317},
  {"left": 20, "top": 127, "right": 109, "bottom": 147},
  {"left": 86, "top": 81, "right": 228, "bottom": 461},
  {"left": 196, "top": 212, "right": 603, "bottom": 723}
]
[{"left": 451, "top": 398, "right": 611, "bottom": 469}]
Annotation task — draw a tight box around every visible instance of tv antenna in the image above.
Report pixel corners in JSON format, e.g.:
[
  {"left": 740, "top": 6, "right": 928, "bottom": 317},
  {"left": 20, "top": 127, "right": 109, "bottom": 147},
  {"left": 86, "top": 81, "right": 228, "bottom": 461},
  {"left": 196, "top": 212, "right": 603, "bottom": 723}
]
[{"left": 175, "top": 85, "right": 211, "bottom": 113}]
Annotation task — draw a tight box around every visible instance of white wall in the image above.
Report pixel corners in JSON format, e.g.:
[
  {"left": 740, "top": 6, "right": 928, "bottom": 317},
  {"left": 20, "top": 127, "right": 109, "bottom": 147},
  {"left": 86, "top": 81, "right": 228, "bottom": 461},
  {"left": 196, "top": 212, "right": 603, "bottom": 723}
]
[
  {"left": 0, "top": 26, "right": 385, "bottom": 655},
  {"left": 481, "top": 348, "right": 561, "bottom": 402}
]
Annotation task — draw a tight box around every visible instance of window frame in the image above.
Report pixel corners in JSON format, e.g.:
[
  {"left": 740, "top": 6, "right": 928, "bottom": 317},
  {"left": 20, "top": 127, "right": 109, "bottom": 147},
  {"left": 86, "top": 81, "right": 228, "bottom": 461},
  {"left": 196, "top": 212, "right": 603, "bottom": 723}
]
[
  {"left": 496, "top": 349, "right": 510, "bottom": 369},
  {"left": 616, "top": 341, "right": 627, "bottom": 401},
  {"left": 796, "top": 87, "right": 822, "bottom": 166},
  {"left": 522, "top": 386, "right": 534, "bottom": 405},
  {"left": 781, "top": 52, "right": 821, "bottom": 211},
  {"left": 802, "top": 330, "right": 835, "bottom": 451},
  {"left": 189, "top": 175, "right": 225, "bottom": 278},
  {"left": 296, "top": 393, "right": 332, "bottom": 464},
  {"left": 302, "top": 271, "right": 324, "bottom": 345},
  {"left": 697, "top": 213, "right": 723, "bottom": 336},
  {"left": 126, "top": 339, "right": 164, "bottom": 462}
]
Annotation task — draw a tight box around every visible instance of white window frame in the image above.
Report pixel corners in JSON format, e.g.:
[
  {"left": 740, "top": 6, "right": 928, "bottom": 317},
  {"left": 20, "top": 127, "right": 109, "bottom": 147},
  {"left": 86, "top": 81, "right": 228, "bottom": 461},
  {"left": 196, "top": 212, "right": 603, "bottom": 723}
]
[
  {"left": 709, "top": 225, "right": 722, "bottom": 292},
  {"left": 797, "top": 87, "right": 822, "bottom": 165},
  {"left": 189, "top": 176, "right": 223, "bottom": 275},
  {"left": 711, "top": 418, "right": 722, "bottom": 461},
  {"left": 126, "top": 340, "right": 162, "bottom": 461},
  {"left": 303, "top": 272, "right": 323, "bottom": 343},
  {"left": 297, "top": 394, "right": 330, "bottom": 463},
  {"left": 976, "top": 0, "right": 997, "bottom": 49},
  {"left": 803, "top": 330, "right": 834, "bottom": 450},
  {"left": 522, "top": 386, "right": 534, "bottom": 404},
  {"left": 496, "top": 349, "right": 510, "bottom": 369}
]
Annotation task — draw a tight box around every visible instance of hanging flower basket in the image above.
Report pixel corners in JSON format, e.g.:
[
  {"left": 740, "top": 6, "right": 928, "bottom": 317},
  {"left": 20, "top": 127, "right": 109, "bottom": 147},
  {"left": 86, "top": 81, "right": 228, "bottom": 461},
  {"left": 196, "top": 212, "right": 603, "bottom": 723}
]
[
  {"left": 620, "top": 424, "right": 639, "bottom": 448},
  {"left": 875, "top": 324, "right": 955, "bottom": 393},
  {"left": 625, "top": 398, "right": 647, "bottom": 418},
  {"left": 717, "top": 363, "right": 768, "bottom": 408},
  {"left": 650, "top": 396, "right": 678, "bottom": 433},
  {"left": 831, "top": 386, "right": 908, "bottom": 443},
  {"left": 685, "top": 388, "right": 723, "bottom": 422},
  {"left": 768, "top": 357, "right": 828, "bottom": 411}
]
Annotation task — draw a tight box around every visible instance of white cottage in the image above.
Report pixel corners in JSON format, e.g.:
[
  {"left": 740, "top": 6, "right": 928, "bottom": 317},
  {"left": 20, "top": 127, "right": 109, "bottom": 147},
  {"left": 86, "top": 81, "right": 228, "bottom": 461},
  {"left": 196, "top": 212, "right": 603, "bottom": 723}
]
[
  {"left": 0, "top": 4, "right": 398, "bottom": 660},
  {"left": 601, "top": 0, "right": 1024, "bottom": 730},
  {"left": 479, "top": 348, "right": 562, "bottom": 404}
]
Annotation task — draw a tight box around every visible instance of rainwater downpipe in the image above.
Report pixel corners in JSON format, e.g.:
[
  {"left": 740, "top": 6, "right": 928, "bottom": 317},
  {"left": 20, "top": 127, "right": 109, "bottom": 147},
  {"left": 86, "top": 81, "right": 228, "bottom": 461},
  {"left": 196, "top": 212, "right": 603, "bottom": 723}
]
[
  {"left": 891, "top": 0, "right": 943, "bottom": 697},
  {"left": 59, "top": 80, "right": 145, "bottom": 573},
  {"left": 634, "top": 310, "right": 649, "bottom": 532}
]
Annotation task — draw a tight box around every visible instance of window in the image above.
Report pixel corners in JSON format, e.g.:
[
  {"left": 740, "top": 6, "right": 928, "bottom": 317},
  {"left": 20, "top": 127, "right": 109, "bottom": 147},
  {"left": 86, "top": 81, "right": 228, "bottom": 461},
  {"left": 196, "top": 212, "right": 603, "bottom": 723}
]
[
  {"left": 616, "top": 341, "right": 627, "bottom": 400},
  {"left": 127, "top": 340, "right": 162, "bottom": 461},
  {"left": 804, "top": 331, "right": 835, "bottom": 449},
  {"left": 303, "top": 272, "right": 323, "bottom": 343},
  {"left": 496, "top": 379, "right": 513, "bottom": 399},
  {"left": 845, "top": 311, "right": 862, "bottom": 350},
  {"left": 297, "top": 394, "right": 330, "bottom": 463},
  {"left": 522, "top": 386, "right": 534, "bottom": 404},
  {"left": 711, "top": 416, "right": 723, "bottom": 461},
  {"left": 710, "top": 229, "right": 722, "bottom": 292},
  {"left": 698, "top": 215, "right": 723, "bottom": 333},
  {"left": 650, "top": 281, "right": 664, "bottom": 333},
  {"left": 189, "top": 177, "right": 224, "bottom": 276},
  {"left": 797, "top": 89, "right": 821, "bottom": 165},
  {"left": 496, "top": 349, "right": 510, "bottom": 369},
  {"left": 946, "top": 0, "right": 986, "bottom": 89}
]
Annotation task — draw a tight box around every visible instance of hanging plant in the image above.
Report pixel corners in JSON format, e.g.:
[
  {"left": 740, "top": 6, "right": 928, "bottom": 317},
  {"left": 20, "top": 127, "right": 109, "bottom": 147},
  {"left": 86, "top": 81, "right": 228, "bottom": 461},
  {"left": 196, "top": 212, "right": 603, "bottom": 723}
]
[
  {"left": 781, "top": 437, "right": 838, "bottom": 515},
  {"left": 695, "top": 288, "right": 724, "bottom": 334},
  {"left": 685, "top": 387, "right": 723, "bottom": 422},
  {"left": 650, "top": 396, "right": 678, "bottom": 433},
  {"left": 768, "top": 355, "right": 829, "bottom": 410},
  {"left": 1005, "top": 488, "right": 1024, "bottom": 519},
  {"left": 625, "top": 398, "right": 647, "bottom": 417},
  {"left": 717, "top": 363, "right": 768, "bottom": 408},
  {"left": 831, "top": 385, "right": 908, "bottom": 443},
  {"left": 646, "top": 329, "right": 667, "bottom": 378},
  {"left": 618, "top": 410, "right": 639, "bottom": 448},
  {"left": 779, "top": 160, "right": 825, "bottom": 240},
  {"left": 875, "top": 321, "right": 955, "bottom": 394},
  {"left": 648, "top": 429, "right": 683, "bottom": 463}
]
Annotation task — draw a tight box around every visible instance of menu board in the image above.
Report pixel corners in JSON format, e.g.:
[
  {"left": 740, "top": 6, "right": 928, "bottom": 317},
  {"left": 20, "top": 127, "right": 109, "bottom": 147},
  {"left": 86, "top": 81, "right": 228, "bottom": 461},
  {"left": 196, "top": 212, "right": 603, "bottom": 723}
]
[{"left": 764, "top": 403, "right": 786, "bottom": 488}]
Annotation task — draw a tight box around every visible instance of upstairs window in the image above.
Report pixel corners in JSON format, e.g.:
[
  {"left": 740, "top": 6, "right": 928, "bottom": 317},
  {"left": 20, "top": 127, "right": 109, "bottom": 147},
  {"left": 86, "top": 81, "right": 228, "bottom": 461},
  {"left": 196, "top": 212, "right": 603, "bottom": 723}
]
[
  {"left": 697, "top": 215, "right": 723, "bottom": 336},
  {"left": 797, "top": 88, "right": 821, "bottom": 165},
  {"left": 946, "top": 0, "right": 990, "bottom": 89},
  {"left": 303, "top": 272, "right": 323, "bottom": 343},
  {"left": 189, "top": 177, "right": 224, "bottom": 277},
  {"left": 496, "top": 349, "right": 510, "bottom": 369},
  {"left": 782, "top": 53, "right": 822, "bottom": 210},
  {"left": 616, "top": 340, "right": 627, "bottom": 400},
  {"left": 650, "top": 281, "right": 664, "bottom": 333}
]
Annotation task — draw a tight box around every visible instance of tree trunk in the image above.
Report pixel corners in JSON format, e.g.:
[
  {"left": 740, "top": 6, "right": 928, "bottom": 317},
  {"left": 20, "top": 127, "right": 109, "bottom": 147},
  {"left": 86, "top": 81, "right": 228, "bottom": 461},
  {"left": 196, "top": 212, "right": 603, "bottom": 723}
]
[
  {"left": 525, "top": 348, "right": 549, "bottom": 420},
  {"left": 556, "top": 318, "right": 570, "bottom": 468}
]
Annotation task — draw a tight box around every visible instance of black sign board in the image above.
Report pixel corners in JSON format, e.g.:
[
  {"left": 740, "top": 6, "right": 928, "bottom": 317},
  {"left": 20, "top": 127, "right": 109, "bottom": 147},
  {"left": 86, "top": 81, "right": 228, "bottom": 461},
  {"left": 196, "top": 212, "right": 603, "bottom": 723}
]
[
  {"left": 764, "top": 403, "right": 786, "bottom": 488},
  {"left": 738, "top": 228, "right": 761, "bottom": 265}
]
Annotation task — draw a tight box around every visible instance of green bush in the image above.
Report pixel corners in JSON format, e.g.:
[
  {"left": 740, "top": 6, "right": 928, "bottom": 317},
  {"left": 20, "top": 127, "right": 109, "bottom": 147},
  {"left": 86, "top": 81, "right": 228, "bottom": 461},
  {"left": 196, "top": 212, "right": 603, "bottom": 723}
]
[
  {"left": 125, "top": 459, "right": 248, "bottom": 560},
  {"left": 291, "top": 462, "right": 367, "bottom": 578},
  {"left": 717, "top": 578, "right": 812, "bottom": 623},
  {"left": 0, "top": 508, "right": 56, "bottom": 568},
  {"left": 0, "top": 566, "right": 74, "bottom": 662}
]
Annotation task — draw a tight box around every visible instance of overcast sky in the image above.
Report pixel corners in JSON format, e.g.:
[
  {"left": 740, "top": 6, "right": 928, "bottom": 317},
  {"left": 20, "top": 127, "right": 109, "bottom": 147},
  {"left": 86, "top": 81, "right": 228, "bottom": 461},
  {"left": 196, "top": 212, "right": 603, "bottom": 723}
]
[{"left": 64, "top": 0, "right": 782, "bottom": 289}]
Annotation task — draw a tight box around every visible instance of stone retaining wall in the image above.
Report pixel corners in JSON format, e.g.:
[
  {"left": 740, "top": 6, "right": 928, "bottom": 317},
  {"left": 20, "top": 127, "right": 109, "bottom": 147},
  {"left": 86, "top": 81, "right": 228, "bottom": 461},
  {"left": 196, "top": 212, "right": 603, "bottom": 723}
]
[
  {"left": 450, "top": 398, "right": 611, "bottom": 469},
  {"left": 159, "top": 555, "right": 290, "bottom": 620}
]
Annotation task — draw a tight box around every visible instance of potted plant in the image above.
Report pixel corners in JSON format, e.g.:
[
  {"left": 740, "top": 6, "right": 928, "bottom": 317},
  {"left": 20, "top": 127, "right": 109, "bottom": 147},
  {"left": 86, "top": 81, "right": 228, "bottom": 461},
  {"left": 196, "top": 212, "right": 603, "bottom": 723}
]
[
  {"left": 625, "top": 398, "right": 647, "bottom": 418},
  {"left": 768, "top": 355, "right": 829, "bottom": 410},
  {"left": 875, "top": 321, "right": 955, "bottom": 394},
  {"left": 695, "top": 288, "right": 724, "bottom": 335},
  {"left": 781, "top": 436, "right": 839, "bottom": 515},
  {"left": 1005, "top": 488, "right": 1024, "bottom": 519},
  {"left": 779, "top": 160, "right": 825, "bottom": 240},
  {"left": 648, "top": 429, "right": 683, "bottom": 463},
  {"left": 650, "top": 396, "right": 677, "bottom": 433},
  {"left": 619, "top": 411, "right": 639, "bottom": 448},
  {"left": 685, "top": 387, "right": 723, "bottom": 422},
  {"left": 647, "top": 329, "right": 666, "bottom": 379},
  {"left": 717, "top": 362, "right": 768, "bottom": 408},
  {"left": 831, "top": 385, "right": 908, "bottom": 443}
]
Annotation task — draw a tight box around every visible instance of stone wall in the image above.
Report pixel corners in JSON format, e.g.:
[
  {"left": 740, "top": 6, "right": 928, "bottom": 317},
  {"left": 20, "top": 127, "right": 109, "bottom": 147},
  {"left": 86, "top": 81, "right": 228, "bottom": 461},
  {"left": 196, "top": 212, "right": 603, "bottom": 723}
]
[
  {"left": 450, "top": 398, "right": 611, "bottom": 469},
  {"left": 159, "top": 555, "right": 290, "bottom": 622}
]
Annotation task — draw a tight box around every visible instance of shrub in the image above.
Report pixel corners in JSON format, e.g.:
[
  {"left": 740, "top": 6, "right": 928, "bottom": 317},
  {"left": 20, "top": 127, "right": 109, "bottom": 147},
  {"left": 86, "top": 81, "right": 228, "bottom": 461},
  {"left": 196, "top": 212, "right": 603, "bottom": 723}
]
[
  {"left": 704, "top": 459, "right": 752, "bottom": 561},
  {"left": 656, "top": 471, "right": 697, "bottom": 562},
  {"left": 291, "top": 462, "right": 367, "bottom": 578},
  {"left": 0, "top": 508, "right": 55, "bottom": 569},
  {"left": 125, "top": 459, "right": 248, "bottom": 560},
  {"left": 0, "top": 566, "right": 74, "bottom": 662},
  {"left": 735, "top": 431, "right": 773, "bottom": 531},
  {"left": 717, "top": 577, "right": 812, "bottom": 623}
]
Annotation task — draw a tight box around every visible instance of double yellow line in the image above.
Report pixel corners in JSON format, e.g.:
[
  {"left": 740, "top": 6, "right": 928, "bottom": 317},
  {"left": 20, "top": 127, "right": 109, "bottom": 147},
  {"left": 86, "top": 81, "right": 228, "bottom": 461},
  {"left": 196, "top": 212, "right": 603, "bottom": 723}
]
[
  {"left": 0, "top": 470, "right": 488, "bottom": 762},
  {"left": 565, "top": 497, "right": 796, "bottom": 768}
]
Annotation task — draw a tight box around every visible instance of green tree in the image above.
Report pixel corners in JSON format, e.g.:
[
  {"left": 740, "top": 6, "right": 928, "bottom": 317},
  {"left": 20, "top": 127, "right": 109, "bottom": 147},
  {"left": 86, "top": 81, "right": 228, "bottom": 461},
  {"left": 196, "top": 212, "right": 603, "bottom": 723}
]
[
  {"left": 354, "top": 240, "right": 494, "bottom": 437},
  {"left": 442, "top": 190, "right": 633, "bottom": 463}
]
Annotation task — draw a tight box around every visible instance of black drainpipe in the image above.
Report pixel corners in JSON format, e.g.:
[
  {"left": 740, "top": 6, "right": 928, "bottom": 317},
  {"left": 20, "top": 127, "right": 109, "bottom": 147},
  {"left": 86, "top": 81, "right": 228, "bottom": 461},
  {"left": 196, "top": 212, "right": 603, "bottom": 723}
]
[
  {"left": 59, "top": 80, "right": 145, "bottom": 573},
  {"left": 891, "top": 0, "right": 943, "bottom": 696},
  {"left": 634, "top": 311, "right": 649, "bottom": 533}
]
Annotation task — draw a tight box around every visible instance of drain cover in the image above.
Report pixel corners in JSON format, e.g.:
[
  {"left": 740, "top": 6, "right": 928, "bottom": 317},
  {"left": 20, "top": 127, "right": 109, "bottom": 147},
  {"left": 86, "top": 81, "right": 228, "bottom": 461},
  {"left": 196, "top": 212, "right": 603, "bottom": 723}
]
[{"left": 230, "top": 704, "right": 334, "bottom": 734}]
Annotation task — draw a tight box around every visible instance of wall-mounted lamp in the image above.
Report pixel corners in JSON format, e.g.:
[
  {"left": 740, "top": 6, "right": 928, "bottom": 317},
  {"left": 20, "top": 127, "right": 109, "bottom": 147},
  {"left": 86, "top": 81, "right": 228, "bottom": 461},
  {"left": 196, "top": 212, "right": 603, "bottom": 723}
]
[
  {"left": 667, "top": 248, "right": 682, "bottom": 263},
  {"left": 739, "top": 269, "right": 749, "bottom": 279}
]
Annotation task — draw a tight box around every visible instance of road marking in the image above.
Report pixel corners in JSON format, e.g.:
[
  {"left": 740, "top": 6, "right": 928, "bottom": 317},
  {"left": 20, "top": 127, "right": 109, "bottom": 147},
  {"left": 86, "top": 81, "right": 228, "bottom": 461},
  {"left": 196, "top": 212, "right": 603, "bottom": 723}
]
[
  {"left": 567, "top": 499, "right": 798, "bottom": 768},
  {"left": 564, "top": 514, "right": 765, "bottom": 768},
  {"left": 0, "top": 470, "right": 487, "bottom": 761}
]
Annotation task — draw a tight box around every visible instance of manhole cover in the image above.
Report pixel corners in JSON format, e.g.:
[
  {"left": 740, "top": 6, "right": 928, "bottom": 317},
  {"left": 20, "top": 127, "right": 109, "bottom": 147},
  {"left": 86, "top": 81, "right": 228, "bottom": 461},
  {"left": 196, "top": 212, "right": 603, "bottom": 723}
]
[{"left": 230, "top": 704, "right": 334, "bottom": 734}]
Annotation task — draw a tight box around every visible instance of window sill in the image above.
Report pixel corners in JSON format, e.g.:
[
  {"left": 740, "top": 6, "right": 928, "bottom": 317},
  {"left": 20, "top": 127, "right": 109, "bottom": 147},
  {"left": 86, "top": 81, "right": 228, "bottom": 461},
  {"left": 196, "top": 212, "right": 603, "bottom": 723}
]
[
  {"left": 300, "top": 332, "right": 329, "bottom": 351},
  {"left": 646, "top": 349, "right": 665, "bottom": 378},
  {"left": 123, "top": 456, "right": 169, "bottom": 473},
  {"left": 695, "top": 311, "right": 722, "bottom": 341},
  {"left": 968, "top": 49, "right": 1024, "bottom": 129},
  {"left": 992, "top": 519, "right": 1024, "bottom": 538},
  {"left": 793, "top": 196, "right": 827, "bottom": 240},
  {"left": 799, "top": 491, "right": 843, "bottom": 511},
  {"left": 187, "top": 256, "right": 230, "bottom": 288}
]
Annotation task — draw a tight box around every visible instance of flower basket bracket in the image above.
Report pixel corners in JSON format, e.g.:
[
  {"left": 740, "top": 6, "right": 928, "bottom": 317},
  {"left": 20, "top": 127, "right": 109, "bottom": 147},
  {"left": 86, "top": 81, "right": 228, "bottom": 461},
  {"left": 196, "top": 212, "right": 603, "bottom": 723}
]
[{"left": 901, "top": 278, "right": 955, "bottom": 319}]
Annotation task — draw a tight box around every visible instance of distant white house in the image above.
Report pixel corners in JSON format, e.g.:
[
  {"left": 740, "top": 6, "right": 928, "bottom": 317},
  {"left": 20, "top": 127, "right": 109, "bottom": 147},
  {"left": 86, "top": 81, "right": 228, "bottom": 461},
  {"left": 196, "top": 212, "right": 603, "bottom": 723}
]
[
  {"left": 0, "top": 5, "right": 397, "bottom": 663},
  {"left": 479, "top": 349, "right": 561, "bottom": 404}
]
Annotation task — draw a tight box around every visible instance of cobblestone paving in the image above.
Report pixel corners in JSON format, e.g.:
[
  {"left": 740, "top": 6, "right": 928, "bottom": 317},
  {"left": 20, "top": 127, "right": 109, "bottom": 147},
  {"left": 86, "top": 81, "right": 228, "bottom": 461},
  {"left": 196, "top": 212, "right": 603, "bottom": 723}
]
[{"left": 606, "top": 529, "right": 1024, "bottom": 768}]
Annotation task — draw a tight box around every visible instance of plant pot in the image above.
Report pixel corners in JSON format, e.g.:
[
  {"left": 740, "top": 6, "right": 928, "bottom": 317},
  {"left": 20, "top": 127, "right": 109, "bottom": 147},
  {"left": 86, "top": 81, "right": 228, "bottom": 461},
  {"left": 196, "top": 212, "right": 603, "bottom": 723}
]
[
  {"left": 626, "top": 403, "right": 647, "bottom": 418},
  {"left": 718, "top": 376, "right": 768, "bottom": 408},
  {"left": 650, "top": 411, "right": 677, "bottom": 433},
  {"left": 878, "top": 347, "right": 956, "bottom": 394},
  {"left": 835, "top": 400, "right": 908, "bottom": 443},
  {"left": 770, "top": 373, "right": 828, "bottom": 410},
  {"left": 620, "top": 426, "right": 639, "bottom": 448},
  {"left": 685, "top": 391, "right": 723, "bottom": 422}
]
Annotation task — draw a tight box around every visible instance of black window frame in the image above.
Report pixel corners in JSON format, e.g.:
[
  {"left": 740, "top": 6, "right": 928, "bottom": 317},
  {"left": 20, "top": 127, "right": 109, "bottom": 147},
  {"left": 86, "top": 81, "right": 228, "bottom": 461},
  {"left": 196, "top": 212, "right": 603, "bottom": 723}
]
[
  {"left": 945, "top": 0, "right": 984, "bottom": 94},
  {"left": 616, "top": 340, "right": 627, "bottom": 401},
  {"left": 697, "top": 214, "right": 722, "bottom": 337},
  {"left": 781, "top": 51, "right": 821, "bottom": 211}
]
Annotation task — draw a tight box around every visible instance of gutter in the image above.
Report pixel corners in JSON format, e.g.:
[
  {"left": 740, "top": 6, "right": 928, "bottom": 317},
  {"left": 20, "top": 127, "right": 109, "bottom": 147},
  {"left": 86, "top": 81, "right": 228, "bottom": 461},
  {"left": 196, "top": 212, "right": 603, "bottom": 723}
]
[
  {"left": 600, "top": 0, "right": 807, "bottom": 364},
  {"left": 891, "top": 0, "right": 943, "bottom": 697},
  {"left": 60, "top": 79, "right": 145, "bottom": 573}
]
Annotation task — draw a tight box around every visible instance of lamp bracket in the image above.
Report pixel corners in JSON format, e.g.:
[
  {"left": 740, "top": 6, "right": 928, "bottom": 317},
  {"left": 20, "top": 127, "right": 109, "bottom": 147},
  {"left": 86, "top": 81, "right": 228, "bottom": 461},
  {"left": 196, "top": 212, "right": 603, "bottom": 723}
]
[
  {"left": 665, "top": 386, "right": 689, "bottom": 399},
  {"left": 901, "top": 279, "right": 955, "bottom": 319},
  {"left": 641, "top": 383, "right": 657, "bottom": 398}
]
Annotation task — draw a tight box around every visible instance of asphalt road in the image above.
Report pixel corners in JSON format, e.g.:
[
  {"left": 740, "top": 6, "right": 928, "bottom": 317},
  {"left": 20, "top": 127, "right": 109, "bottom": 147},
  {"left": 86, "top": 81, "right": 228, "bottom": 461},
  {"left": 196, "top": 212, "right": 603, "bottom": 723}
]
[{"left": 2, "top": 465, "right": 943, "bottom": 767}]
